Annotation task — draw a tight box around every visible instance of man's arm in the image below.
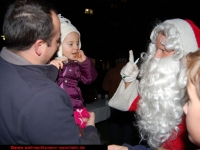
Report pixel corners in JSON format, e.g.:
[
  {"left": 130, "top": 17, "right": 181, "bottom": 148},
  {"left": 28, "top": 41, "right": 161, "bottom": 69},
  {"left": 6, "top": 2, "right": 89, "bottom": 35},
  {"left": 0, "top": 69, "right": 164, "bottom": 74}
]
[{"left": 21, "top": 87, "right": 100, "bottom": 144}]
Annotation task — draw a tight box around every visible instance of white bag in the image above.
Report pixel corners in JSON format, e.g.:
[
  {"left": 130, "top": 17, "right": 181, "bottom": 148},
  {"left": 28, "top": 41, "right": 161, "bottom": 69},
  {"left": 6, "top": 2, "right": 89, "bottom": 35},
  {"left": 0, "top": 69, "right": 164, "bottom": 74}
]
[{"left": 108, "top": 79, "right": 140, "bottom": 111}]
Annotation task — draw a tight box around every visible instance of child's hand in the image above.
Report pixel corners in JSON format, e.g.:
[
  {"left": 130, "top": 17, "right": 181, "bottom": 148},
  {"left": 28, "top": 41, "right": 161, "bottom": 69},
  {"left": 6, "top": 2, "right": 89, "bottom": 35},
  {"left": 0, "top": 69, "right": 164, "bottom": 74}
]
[
  {"left": 82, "top": 117, "right": 89, "bottom": 123},
  {"left": 86, "top": 112, "right": 95, "bottom": 127},
  {"left": 50, "top": 57, "right": 67, "bottom": 69},
  {"left": 74, "top": 108, "right": 90, "bottom": 128},
  {"left": 108, "top": 145, "right": 128, "bottom": 150},
  {"left": 72, "top": 50, "right": 86, "bottom": 62}
]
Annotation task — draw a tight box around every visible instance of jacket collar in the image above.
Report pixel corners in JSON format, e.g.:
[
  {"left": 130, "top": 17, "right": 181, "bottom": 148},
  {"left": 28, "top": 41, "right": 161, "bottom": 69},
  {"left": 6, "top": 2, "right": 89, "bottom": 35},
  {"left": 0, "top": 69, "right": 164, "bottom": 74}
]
[
  {"left": 0, "top": 47, "right": 58, "bottom": 82},
  {"left": 0, "top": 47, "right": 31, "bottom": 65}
]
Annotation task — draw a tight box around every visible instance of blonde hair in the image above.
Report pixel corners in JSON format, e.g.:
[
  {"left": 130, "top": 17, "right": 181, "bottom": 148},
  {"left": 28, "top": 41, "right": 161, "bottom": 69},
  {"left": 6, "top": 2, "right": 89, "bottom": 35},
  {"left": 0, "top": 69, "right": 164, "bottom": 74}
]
[{"left": 186, "top": 50, "right": 200, "bottom": 99}]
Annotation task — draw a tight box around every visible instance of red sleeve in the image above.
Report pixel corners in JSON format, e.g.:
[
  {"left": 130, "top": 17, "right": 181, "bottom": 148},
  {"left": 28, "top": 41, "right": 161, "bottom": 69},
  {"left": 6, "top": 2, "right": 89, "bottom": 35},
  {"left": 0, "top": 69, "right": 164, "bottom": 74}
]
[
  {"left": 162, "top": 115, "right": 198, "bottom": 150},
  {"left": 128, "top": 94, "right": 140, "bottom": 111}
]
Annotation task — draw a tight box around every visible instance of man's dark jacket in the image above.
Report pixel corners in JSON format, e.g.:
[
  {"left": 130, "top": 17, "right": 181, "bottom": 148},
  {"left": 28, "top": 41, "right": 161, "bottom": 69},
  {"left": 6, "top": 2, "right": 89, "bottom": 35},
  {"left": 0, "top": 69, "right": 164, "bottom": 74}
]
[{"left": 0, "top": 47, "right": 100, "bottom": 145}]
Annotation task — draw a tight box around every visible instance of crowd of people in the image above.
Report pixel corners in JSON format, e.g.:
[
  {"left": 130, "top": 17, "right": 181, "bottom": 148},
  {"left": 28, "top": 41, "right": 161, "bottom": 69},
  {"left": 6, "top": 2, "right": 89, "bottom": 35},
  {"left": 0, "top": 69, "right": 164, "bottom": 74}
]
[{"left": 1, "top": 0, "right": 200, "bottom": 149}]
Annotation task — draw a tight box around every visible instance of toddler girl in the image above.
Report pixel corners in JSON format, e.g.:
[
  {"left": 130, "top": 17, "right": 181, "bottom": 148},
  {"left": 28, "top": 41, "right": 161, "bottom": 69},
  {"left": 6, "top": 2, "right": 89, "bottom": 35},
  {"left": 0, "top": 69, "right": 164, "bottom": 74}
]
[{"left": 50, "top": 14, "right": 98, "bottom": 134}]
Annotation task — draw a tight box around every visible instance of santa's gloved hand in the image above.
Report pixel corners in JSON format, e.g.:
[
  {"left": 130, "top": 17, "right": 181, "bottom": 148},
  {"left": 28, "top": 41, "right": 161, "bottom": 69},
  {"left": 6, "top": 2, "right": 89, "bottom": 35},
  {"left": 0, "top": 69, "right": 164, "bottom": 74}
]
[{"left": 120, "top": 50, "right": 139, "bottom": 83}]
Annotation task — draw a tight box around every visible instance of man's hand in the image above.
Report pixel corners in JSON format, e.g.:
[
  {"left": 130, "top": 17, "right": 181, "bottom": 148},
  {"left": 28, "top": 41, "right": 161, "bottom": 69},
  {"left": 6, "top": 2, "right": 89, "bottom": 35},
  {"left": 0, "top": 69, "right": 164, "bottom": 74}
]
[
  {"left": 108, "top": 145, "right": 128, "bottom": 150},
  {"left": 120, "top": 50, "right": 139, "bottom": 83},
  {"left": 86, "top": 112, "right": 95, "bottom": 126}
]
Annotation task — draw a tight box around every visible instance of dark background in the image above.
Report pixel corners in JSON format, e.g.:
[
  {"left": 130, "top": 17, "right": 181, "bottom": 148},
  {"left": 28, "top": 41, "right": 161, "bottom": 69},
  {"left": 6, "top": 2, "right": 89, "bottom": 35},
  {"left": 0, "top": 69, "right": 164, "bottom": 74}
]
[
  {"left": 1, "top": 0, "right": 200, "bottom": 60},
  {"left": 0, "top": 0, "right": 200, "bottom": 97},
  {"left": 1, "top": 0, "right": 199, "bottom": 143}
]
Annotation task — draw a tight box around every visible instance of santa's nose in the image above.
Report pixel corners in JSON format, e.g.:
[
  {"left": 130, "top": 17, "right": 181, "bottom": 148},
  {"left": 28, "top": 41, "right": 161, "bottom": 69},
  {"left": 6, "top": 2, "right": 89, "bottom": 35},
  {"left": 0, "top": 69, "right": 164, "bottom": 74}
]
[{"left": 154, "top": 49, "right": 163, "bottom": 58}]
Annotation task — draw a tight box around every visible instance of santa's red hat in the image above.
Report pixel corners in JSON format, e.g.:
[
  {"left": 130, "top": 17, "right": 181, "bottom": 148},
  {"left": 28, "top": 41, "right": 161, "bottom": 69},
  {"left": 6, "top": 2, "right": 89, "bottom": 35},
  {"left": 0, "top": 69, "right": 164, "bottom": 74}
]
[{"left": 164, "top": 19, "right": 200, "bottom": 55}]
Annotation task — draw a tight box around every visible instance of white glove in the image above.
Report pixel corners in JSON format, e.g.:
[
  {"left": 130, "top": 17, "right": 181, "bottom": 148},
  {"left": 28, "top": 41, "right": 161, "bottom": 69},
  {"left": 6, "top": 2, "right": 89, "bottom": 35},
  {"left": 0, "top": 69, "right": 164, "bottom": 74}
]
[{"left": 120, "top": 50, "right": 139, "bottom": 82}]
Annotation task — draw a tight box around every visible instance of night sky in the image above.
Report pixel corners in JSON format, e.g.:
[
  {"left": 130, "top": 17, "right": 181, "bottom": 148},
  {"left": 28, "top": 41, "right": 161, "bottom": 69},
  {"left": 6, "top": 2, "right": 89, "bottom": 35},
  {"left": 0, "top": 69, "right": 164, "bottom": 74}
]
[{"left": 1, "top": 0, "right": 200, "bottom": 61}]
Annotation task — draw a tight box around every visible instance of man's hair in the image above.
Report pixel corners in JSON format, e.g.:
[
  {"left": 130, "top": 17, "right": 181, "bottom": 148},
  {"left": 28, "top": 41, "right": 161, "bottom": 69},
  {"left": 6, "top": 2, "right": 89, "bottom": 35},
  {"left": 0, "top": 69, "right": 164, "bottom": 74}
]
[
  {"left": 186, "top": 50, "right": 200, "bottom": 99},
  {"left": 3, "top": 0, "right": 57, "bottom": 50}
]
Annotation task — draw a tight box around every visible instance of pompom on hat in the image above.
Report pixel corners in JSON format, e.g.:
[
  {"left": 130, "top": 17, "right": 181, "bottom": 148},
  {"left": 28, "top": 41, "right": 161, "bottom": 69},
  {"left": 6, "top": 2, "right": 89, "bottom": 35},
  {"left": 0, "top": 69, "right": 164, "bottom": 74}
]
[
  {"left": 57, "top": 14, "right": 81, "bottom": 57},
  {"left": 164, "top": 19, "right": 200, "bottom": 55}
]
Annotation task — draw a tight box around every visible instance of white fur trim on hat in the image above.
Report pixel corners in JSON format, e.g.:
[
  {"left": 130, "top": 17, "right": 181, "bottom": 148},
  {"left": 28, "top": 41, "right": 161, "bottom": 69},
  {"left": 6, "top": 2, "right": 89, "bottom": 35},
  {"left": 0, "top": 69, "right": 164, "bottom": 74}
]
[
  {"left": 164, "top": 19, "right": 198, "bottom": 55},
  {"left": 57, "top": 14, "right": 81, "bottom": 57}
]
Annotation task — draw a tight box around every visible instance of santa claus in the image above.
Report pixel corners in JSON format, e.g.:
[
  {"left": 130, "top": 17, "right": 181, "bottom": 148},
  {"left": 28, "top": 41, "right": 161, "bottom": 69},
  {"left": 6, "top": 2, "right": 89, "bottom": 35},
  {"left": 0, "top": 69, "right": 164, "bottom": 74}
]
[{"left": 109, "top": 19, "right": 200, "bottom": 150}]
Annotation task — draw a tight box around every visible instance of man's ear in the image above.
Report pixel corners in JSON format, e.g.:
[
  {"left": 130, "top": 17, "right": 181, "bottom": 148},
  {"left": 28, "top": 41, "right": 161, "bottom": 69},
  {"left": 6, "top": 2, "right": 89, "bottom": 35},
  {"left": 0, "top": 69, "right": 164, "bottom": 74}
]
[{"left": 34, "top": 39, "right": 45, "bottom": 56}]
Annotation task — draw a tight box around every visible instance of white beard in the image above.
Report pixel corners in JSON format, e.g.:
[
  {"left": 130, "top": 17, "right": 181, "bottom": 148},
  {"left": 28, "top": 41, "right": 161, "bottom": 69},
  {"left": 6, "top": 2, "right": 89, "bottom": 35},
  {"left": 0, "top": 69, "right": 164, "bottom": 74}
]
[{"left": 137, "top": 55, "right": 186, "bottom": 149}]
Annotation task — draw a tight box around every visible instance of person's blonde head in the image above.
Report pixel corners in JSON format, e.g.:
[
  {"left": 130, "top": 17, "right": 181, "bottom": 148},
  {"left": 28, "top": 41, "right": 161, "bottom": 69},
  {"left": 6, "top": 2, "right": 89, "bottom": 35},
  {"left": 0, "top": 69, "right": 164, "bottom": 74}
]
[{"left": 186, "top": 50, "right": 200, "bottom": 99}]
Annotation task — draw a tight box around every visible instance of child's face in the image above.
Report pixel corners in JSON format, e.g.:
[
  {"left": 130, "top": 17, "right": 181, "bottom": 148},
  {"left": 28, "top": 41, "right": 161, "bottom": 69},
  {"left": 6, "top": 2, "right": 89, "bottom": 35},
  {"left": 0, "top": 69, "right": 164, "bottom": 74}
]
[
  {"left": 183, "top": 79, "right": 200, "bottom": 146},
  {"left": 62, "top": 32, "right": 80, "bottom": 59}
]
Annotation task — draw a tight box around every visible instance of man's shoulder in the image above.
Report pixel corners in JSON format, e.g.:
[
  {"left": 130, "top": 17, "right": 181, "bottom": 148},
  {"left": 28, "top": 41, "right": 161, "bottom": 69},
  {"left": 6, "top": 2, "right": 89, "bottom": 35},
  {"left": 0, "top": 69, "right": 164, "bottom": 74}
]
[{"left": 0, "top": 60, "right": 69, "bottom": 103}]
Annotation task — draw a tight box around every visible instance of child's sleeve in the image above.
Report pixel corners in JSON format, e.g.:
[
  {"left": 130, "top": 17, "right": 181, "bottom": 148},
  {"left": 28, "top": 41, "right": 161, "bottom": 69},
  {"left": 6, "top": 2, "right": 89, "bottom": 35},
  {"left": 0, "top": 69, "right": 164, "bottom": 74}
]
[{"left": 78, "top": 57, "right": 98, "bottom": 84}]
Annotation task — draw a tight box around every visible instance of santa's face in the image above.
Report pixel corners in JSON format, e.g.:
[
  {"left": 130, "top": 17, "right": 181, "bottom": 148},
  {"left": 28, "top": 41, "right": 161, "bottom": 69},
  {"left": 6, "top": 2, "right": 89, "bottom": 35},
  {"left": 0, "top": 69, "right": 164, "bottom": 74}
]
[{"left": 154, "top": 33, "right": 175, "bottom": 58}]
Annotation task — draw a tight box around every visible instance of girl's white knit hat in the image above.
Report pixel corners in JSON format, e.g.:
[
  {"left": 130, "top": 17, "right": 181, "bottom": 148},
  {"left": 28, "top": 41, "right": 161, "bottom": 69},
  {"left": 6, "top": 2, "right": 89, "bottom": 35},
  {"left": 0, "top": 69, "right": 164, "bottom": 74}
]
[{"left": 57, "top": 14, "right": 81, "bottom": 57}]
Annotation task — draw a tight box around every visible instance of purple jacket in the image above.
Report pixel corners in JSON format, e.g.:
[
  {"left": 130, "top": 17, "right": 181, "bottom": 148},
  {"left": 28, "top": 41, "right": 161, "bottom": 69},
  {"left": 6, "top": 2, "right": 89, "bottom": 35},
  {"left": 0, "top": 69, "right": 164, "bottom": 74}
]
[{"left": 57, "top": 57, "right": 98, "bottom": 109}]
